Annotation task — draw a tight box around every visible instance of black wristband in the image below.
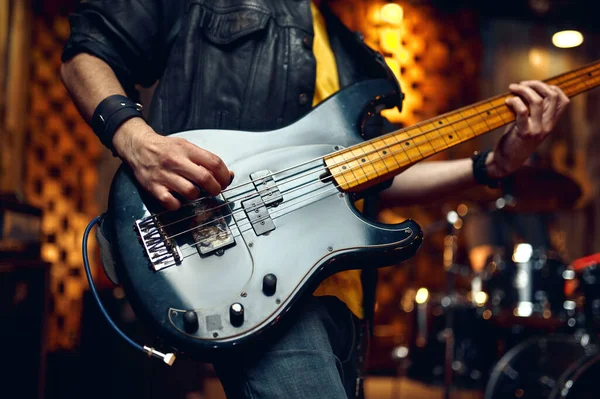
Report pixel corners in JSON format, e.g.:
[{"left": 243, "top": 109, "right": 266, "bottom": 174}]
[
  {"left": 91, "top": 95, "right": 144, "bottom": 153},
  {"left": 472, "top": 149, "right": 500, "bottom": 189}
]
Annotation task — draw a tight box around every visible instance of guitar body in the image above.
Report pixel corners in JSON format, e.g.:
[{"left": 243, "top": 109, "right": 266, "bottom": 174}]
[{"left": 108, "top": 79, "right": 423, "bottom": 358}]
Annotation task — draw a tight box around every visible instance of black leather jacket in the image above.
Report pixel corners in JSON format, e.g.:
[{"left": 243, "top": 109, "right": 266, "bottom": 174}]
[{"left": 62, "top": 0, "right": 401, "bottom": 135}]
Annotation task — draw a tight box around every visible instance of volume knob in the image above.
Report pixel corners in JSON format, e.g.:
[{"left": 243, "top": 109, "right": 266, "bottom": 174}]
[
  {"left": 230, "top": 303, "right": 244, "bottom": 327},
  {"left": 262, "top": 273, "right": 277, "bottom": 296},
  {"left": 183, "top": 310, "right": 199, "bottom": 333}
]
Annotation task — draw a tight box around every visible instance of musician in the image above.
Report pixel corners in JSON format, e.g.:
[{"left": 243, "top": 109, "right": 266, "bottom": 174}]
[{"left": 60, "top": 0, "right": 569, "bottom": 398}]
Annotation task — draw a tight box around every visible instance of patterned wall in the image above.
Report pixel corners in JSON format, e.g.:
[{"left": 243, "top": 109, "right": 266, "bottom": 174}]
[
  {"left": 331, "top": 0, "right": 482, "bottom": 129},
  {"left": 26, "top": 16, "right": 101, "bottom": 351},
  {"left": 331, "top": 0, "right": 483, "bottom": 341}
]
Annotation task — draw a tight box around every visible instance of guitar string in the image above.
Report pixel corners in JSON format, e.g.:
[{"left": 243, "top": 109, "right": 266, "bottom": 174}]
[
  {"left": 142, "top": 64, "right": 596, "bottom": 239},
  {"left": 150, "top": 65, "right": 600, "bottom": 231},
  {"left": 164, "top": 64, "right": 592, "bottom": 251},
  {"left": 156, "top": 68, "right": 600, "bottom": 238},
  {"left": 144, "top": 62, "right": 600, "bottom": 228},
  {"left": 157, "top": 61, "right": 600, "bottom": 216},
  {"left": 156, "top": 68, "right": 600, "bottom": 241},
  {"left": 150, "top": 73, "right": 599, "bottom": 264}
]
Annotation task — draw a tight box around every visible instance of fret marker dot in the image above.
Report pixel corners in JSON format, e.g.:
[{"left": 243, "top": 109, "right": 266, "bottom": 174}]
[
  {"left": 405, "top": 142, "right": 410, "bottom": 146},
  {"left": 449, "top": 135, "right": 453, "bottom": 139},
  {"left": 438, "top": 121, "right": 443, "bottom": 125},
  {"left": 487, "top": 111, "right": 491, "bottom": 115},
  {"left": 342, "top": 166, "right": 347, "bottom": 170},
  {"left": 361, "top": 158, "right": 366, "bottom": 163},
  {"left": 382, "top": 150, "right": 387, "bottom": 155}
]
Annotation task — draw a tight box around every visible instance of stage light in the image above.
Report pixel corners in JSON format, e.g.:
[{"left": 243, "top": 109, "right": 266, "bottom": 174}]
[
  {"left": 513, "top": 243, "right": 533, "bottom": 263},
  {"left": 392, "top": 346, "right": 409, "bottom": 360},
  {"left": 446, "top": 210, "right": 459, "bottom": 224},
  {"left": 415, "top": 287, "right": 429, "bottom": 304},
  {"left": 552, "top": 30, "right": 584, "bottom": 48},
  {"left": 516, "top": 302, "right": 533, "bottom": 317},
  {"left": 474, "top": 291, "right": 488, "bottom": 306},
  {"left": 380, "top": 3, "right": 403, "bottom": 26}
]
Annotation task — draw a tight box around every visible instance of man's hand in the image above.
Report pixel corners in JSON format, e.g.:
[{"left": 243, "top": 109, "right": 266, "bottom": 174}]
[
  {"left": 486, "top": 80, "right": 570, "bottom": 178},
  {"left": 112, "top": 118, "right": 233, "bottom": 210}
]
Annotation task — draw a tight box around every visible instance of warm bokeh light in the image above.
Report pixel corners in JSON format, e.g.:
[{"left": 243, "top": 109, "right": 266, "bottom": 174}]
[
  {"left": 552, "top": 30, "right": 584, "bottom": 48},
  {"left": 469, "top": 244, "right": 494, "bottom": 273},
  {"left": 457, "top": 203, "right": 468, "bottom": 216},
  {"left": 380, "top": 28, "right": 401, "bottom": 53},
  {"left": 380, "top": 3, "right": 404, "bottom": 26},
  {"left": 528, "top": 47, "right": 549, "bottom": 68},
  {"left": 415, "top": 287, "right": 429, "bottom": 304}
]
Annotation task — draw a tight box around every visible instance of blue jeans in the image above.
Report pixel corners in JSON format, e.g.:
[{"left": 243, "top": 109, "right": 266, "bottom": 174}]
[{"left": 213, "top": 296, "right": 361, "bottom": 398}]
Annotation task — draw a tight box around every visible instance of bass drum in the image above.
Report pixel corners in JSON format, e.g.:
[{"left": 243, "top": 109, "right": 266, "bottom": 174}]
[
  {"left": 549, "top": 352, "right": 600, "bottom": 398},
  {"left": 484, "top": 335, "right": 597, "bottom": 399},
  {"left": 407, "top": 293, "right": 499, "bottom": 389}
]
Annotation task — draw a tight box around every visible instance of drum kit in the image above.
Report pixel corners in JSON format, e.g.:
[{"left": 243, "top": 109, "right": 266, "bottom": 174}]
[{"left": 397, "top": 165, "right": 600, "bottom": 398}]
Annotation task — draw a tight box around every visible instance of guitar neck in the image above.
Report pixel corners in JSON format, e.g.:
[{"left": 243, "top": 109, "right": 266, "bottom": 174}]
[{"left": 324, "top": 59, "right": 600, "bottom": 192}]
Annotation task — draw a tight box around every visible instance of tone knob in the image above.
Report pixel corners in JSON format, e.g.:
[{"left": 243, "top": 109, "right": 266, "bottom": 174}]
[
  {"left": 262, "top": 273, "right": 277, "bottom": 296},
  {"left": 230, "top": 303, "right": 244, "bottom": 327},
  {"left": 183, "top": 310, "right": 199, "bottom": 333}
]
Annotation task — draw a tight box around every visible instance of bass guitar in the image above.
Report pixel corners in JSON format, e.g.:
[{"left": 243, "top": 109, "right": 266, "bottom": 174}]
[{"left": 103, "top": 60, "right": 600, "bottom": 361}]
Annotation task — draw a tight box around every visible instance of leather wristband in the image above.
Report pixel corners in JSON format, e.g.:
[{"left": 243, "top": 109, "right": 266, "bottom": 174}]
[
  {"left": 91, "top": 95, "right": 144, "bottom": 153},
  {"left": 472, "top": 149, "right": 500, "bottom": 189}
]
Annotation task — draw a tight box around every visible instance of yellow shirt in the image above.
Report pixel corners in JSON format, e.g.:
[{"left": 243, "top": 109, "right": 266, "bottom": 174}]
[{"left": 310, "top": 1, "right": 364, "bottom": 319}]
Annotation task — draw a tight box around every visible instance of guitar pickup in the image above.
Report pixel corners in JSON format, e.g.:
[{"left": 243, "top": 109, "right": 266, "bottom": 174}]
[
  {"left": 242, "top": 196, "right": 275, "bottom": 236},
  {"left": 250, "top": 170, "right": 282, "bottom": 207}
]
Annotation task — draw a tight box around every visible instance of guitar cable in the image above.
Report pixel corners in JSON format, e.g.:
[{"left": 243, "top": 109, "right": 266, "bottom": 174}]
[{"left": 82, "top": 216, "right": 176, "bottom": 366}]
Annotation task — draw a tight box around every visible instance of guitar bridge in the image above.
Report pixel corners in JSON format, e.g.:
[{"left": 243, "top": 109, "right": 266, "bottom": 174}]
[{"left": 136, "top": 216, "right": 183, "bottom": 271}]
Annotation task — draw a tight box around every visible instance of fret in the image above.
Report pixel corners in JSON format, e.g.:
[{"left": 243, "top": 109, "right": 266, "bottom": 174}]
[
  {"left": 382, "top": 134, "right": 412, "bottom": 167},
  {"left": 371, "top": 138, "right": 400, "bottom": 170},
  {"left": 396, "top": 131, "right": 424, "bottom": 162},
  {"left": 458, "top": 108, "right": 490, "bottom": 136},
  {"left": 417, "top": 122, "right": 449, "bottom": 152},
  {"left": 324, "top": 152, "right": 351, "bottom": 188},
  {"left": 435, "top": 117, "right": 463, "bottom": 146},
  {"left": 362, "top": 142, "right": 391, "bottom": 175},
  {"left": 495, "top": 105, "right": 514, "bottom": 124},
  {"left": 342, "top": 149, "right": 368, "bottom": 185},
  {"left": 350, "top": 147, "right": 381, "bottom": 180},
  {"left": 487, "top": 99, "right": 509, "bottom": 123},
  {"left": 444, "top": 112, "right": 475, "bottom": 139},
  {"left": 474, "top": 104, "right": 505, "bottom": 128},
  {"left": 409, "top": 126, "right": 437, "bottom": 157}
]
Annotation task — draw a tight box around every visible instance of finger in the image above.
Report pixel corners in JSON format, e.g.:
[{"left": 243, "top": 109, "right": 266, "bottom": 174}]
[
  {"left": 505, "top": 96, "right": 529, "bottom": 134},
  {"left": 165, "top": 174, "right": 202, "bottom": 201},
  {"left": 523, "top": 81, "right": 558, "bottom": 132},
  {"left": 520, "top": 80, "right": 555, "bottom": 97},
  {"left": 153, "top": 187, "right": 182, "bottom": 210},
  {"left": 186, "top": 145, "right": 231, "bottom": 189},
  {"left": 177, "top": 162, "right": 223, "bottom": 196},
  {"left": 509, "top": 83, "right": 544, "bottom": 132},
  {"left": 551, "top": 85, "right": 570, "bottom": 116}
]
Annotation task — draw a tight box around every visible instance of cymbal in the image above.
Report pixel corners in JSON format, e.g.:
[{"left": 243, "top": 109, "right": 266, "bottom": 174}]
[{"left": 460, "top": 166, "right": 582, "bottom": 213}]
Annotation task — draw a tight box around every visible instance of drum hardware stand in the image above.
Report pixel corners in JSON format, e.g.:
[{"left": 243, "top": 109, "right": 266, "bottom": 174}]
[{"left": 442, "top": 210, "right": 462, "bottom": 399}]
